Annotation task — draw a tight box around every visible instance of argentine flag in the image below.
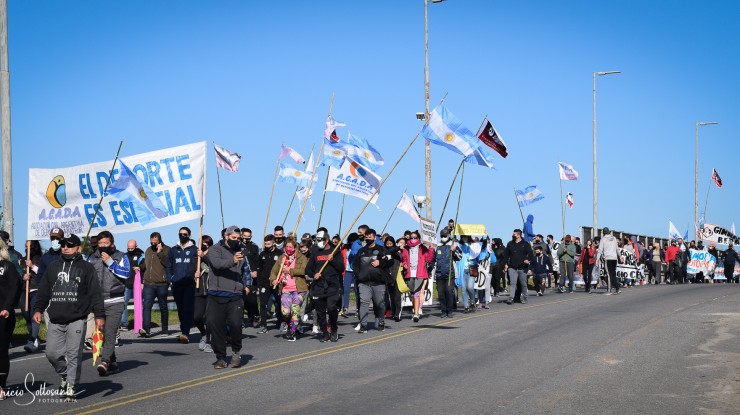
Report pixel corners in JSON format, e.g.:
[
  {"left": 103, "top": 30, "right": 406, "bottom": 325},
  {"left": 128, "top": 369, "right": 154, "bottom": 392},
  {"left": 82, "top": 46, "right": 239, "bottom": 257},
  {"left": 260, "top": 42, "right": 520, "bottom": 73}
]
[
  {"left": 278, "top": 163, "right": 317, "bottom": 186},
  {"left": 108, "top": 161, "right": 169, "bottom": 225},
  {"left": 515, "top": 185, "right": 544, "bottom": 207},
  {"left": 421, "top": 105, "right": 479, "bottom": 157}
]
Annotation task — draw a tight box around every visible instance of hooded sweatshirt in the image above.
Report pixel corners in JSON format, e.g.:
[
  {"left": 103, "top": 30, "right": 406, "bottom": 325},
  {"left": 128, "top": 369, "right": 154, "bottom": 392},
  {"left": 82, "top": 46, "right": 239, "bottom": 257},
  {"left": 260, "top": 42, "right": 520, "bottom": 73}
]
[
  {"left": 597, "top": 234, "right": 619, "bottom": 261},
  {"left": 305, "top": 242, "right": 345, "bottom": 298},
  {"left": 167, "top": 240, "right": 198, "bottom": 284},
  {"left": 35, "top": 254, "right": 105, "bottom": 324}
]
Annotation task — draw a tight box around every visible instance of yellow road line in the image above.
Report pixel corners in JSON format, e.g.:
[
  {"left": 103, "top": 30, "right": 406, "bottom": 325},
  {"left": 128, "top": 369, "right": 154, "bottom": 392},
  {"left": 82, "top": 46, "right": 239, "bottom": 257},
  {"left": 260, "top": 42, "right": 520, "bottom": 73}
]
[{"left": 59, "top": 296, "right": 586, "bottom": 415}]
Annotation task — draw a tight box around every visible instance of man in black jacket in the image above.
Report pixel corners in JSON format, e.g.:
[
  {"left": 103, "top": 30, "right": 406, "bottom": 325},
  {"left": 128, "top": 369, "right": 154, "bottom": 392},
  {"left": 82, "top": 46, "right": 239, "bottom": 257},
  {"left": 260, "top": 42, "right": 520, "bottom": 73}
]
[
  {"left": 502, "top": 229, "right": 533, "bottom": 305},
  {"left": 33, "top": 234, "right": 105, "bottom": 402},
  {"left": 353, "top": 229, "right": 391, "bottom": 332},
  {"left": 256, "top": 234, "right": 283, "bottom": 334},
  {"left": 240, "top": 228, "right": 260, "bottom": 327},
  {"left": 306, "top": 229, "right": 345, "bottom": 342}
]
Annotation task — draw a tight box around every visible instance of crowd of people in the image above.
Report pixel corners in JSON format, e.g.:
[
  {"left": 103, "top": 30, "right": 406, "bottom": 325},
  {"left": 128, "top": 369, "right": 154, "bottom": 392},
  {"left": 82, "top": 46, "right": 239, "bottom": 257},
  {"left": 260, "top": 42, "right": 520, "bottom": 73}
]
[{"left": 0, "top": 221, "right": 738, "bottom": 402}]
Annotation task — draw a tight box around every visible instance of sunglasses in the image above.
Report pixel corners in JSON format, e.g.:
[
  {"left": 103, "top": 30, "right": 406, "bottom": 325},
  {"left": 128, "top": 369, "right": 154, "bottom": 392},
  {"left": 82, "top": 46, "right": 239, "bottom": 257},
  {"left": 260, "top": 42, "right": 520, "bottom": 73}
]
[
  {"left": 179, "top": 233, "right": 190, "bottom": 237},
  {"left": 61, "top": 241, "right": 78, "bottom": 248}
]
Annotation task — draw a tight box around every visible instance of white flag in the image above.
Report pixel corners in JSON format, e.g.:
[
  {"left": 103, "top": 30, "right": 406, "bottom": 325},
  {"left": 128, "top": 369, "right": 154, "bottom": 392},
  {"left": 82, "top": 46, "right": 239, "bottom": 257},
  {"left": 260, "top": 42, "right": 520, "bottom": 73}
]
[
  {"left": 558, "top": 162, "right": 579, "bottom": 181},
  {"left": 669, "top": 221, "right": 682, "bottom": 240},
  {"left": 305, "top": 151, "right": 315, "bottom": 175},
  {"left": 324, "top": 116, "right": 346, "bottom": 142},
  {"left": 732, "top": 223, "right": 736, "bottom": 236},
  {"left": 397, "top": 193, "right": 420, "bottom": 223},
  {"left": 278, "top": 144, "right": 306, "bottom": 164},
  {"left": 214, "top": 143, "right": 241, "bottom": 172},
  {"left": 325, "top": 158, "right": 381, "bottom": 204}
]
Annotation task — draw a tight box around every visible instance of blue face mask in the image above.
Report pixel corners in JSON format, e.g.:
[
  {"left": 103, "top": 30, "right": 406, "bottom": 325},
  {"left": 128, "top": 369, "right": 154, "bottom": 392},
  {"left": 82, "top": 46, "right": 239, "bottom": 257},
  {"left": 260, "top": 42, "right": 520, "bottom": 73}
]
[{"left": 50, "top": 240, "right": 61, "bottom": 251}]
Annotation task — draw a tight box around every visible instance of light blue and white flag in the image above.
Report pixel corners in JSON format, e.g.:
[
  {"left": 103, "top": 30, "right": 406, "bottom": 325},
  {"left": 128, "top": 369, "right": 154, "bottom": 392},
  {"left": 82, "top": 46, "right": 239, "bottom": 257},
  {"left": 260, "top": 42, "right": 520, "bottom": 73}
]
[
  {"left": 320, "top": 145, "right": 346, "bottom": 168},
  {"left": 464, "top": 144, "right": 496, "bottom": 169},
  {"left": 668, "top": 221, "right": 682, "bottom": 240},
  {"left": 107, "top": 161, "right": 169, "bottom": 225},
  {"left": 515, "top": 185, "right": 544, "bottom": 207},
  {"left": 278, "top": 163, "right": 317, "bottom": 186},
  {"left": 421, "top": 104, "right": 479, "bottom": 157}
]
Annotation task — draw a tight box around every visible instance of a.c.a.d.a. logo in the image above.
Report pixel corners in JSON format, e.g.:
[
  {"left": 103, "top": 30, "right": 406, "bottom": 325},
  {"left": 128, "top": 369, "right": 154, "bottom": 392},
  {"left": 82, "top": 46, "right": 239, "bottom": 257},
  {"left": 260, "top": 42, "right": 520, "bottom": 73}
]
[{"left": 45, "top": 175, "right": 66, "bottom": 208}]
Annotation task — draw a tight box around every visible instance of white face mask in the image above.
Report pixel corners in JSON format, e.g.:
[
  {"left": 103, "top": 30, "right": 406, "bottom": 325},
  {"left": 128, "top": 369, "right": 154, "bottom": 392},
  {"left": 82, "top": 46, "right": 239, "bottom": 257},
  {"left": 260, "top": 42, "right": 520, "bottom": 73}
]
[
  {"left": 441, "top": 237, "right": 450, "bottom": 243},
  {"left": 50, "top": 240, "right": 61, "bottom": 250},
  {"left": 317, "top": 241, "right": 326, "bottom": 250}
]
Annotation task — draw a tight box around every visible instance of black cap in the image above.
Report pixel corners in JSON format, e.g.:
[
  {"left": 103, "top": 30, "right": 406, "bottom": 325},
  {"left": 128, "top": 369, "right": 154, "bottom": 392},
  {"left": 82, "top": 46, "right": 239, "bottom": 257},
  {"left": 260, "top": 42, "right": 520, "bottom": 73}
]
[
  {"left": 513, "top": 229, "right": 522, "bottom": 234},
  {"left": 602, "top": 227, "right": 610, "bottom": 233},
  {"left": 63, "top": 234, "right": 81, "bottom": 247}
]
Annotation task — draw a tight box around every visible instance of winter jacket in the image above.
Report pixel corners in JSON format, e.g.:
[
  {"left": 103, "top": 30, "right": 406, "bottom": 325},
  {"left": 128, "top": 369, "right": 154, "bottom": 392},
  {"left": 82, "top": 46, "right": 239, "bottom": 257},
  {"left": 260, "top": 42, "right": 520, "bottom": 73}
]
[
  {"left": 401, "top": 244, "right": 434, "bottom": 279},
  {"left": 0, "top": 259, "right": 20, "bottom": 314},
  {"left": 196, "top": 262, "right": 211, "bottom": 297},
  {"left": 434, "top": 242, "right": 461, "bottom": 279},
  {"left": 25, "top": 253, "right": 42, "bottom": 292},
  {"left": 204, "top": 243, "right": 251, "bottom": 298},
  {"left": 144, "top": 244, "right": 170, "bottom": 285},
  {"left": 597, "top": 234, "right": 619, "bottom": 261},
  {"left": 305, "top": 243, "right": 345, "bottom": 298},
  {"left": 353, "top": 244, "right": 391, "bottom": 285},
  {"left": 557, "top": 242, "right": 577, "bottom": 263},
  {"left": 88, "top": 249, "right": 130, "bottom": 303},
  {"left": 385, "top": 246, "right": 403, "bottom": 284},
  {"left": 491, "top": 240, "right": 506, "bottom": 271},
  {"left": 529, "top": 254, "right": 553, "bottom": 275},
  {"left": 167, "top": 240, "right": 198, "bottom": 284},
  {"left": 124, "top": 248, "right": 144, "bottom": 289},
  {"left": 242, "top": 241, "right": 260, "bottom": 277},
  {"left": 36, "top": 248, "right": 62, "bottom": 286},
  {"left": 270, "top": 252, "right": 309, "bottom": 292},
  {"left": 665, "top": 246, "right": 680, "bottom": 263},
  {"left": 532, "top": 241, "right": 551, "bottom": 258},
  {"left": 724, "top": 249, "right": 739, "bottom": 267},
  {"left": 502, "top": 239, "right": 533, "bottom": 269},
  {"left": 257, "top": 246, "right": 283, "bottom": 288},
  {"left": 35, "top": 254, "right": 105, "bottom": 324},
  {"left": 579, "top": 247, "right": 597, "bottom": 266}
]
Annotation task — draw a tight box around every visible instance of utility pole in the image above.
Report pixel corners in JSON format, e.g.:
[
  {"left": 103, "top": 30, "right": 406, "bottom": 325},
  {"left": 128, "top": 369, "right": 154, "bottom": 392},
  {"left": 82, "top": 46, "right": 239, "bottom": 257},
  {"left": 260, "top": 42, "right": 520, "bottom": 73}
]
[
  {"left": 0, "top": 0, "right": 13, "bottom": 242},
  {"left": 423, "top": 0, "right": 433, "bottom": 221}
]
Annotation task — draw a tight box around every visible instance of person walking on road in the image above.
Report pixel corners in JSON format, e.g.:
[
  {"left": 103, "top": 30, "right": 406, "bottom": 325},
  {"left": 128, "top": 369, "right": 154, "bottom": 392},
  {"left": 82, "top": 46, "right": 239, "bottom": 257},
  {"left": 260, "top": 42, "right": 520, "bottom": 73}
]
[
  {"left": 557, "top": 235, "right": 576, "bottom": 293},
  {"left": 167, "top": 227, "right": 199, "bottom": 344},
  {"left": 353, "top": 229, "right": 391, "bottom": 333},
  {"left": 194, "top": 236, "right": 213, "bottom": 353},
  {"left": 140, "top": 232, "right": 170, "bottom": 338},
  {"left": 597, "top": 227, "right": 620, "bottom": 294},
  {"left": 401, "top": 230, "right": 434, "bottom": 321},
  {"left": 0, "top": 238, "right": 21, "bottom": 401},
  {"left": 270, "top": 238, "right": 308, "bottom": 341},
  {"left": 503, "top": 229, "right": 533, "bottom": 305},
  {"left": 306, "top": 229, "right": 345, "bottom": 342}
]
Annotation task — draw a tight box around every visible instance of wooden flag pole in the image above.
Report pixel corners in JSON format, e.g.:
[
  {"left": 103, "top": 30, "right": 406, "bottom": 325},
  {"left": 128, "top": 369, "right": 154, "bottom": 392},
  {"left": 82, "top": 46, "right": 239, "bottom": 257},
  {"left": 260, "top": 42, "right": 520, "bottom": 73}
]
[
  {"left": 338, "top": 194, "right": 346, "bottom": 236},
  {"left": 214, "top": 142, "right": 226, "bottom": 230},
  {"left": 316, "top": 166, "right": 331, "bottom": 228},
  {"left": 559, "top": 160, "right": 566, "bottom": 239},
  {"left": 513, "top": 187, "right": 525, "bottom": 226},
  {"left": 703, "top": 179, "right": 712, "bottom": 223},
  {"left": 380, "top": 189, "right": 407, "bottom": 235},
  {"left": 436, "top": 159, "right": 465, "bottom": 227},
  {"left": 316, "top": 92, "right": 449, "bottom": 275},
  {"left": 24, "top": 247, "right": 30, "bottom": 311},
  {"left": 449, "top": 161, "right": 465, "bottom": 278},
  {"left": 195, "top": 176, "right": 205, "bottom": 289},
  {"left": 263, "top": 159, "right": 281, "bottom": 239},
  {"left": 282, "top": 144, "right": 316, "bottom": 227},
  {"left": 81, "top": 141, "right": 123, "bottom": 254}
]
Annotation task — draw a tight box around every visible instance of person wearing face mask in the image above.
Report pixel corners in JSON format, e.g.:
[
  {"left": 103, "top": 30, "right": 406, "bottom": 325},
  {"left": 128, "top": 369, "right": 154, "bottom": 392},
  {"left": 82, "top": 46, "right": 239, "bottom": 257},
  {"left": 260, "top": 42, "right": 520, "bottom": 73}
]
[
  {"left": 578, "top": 239, "right": 597, "bottom": 292},
  {"left": 87, "top": 231, "right": 131, "bottom": 376},
  {"left": 273, "top": 225, "right": 286, "bottom": 250},
  {"left": 383, "top": 236, "right": 404, "bottom": 322},
  {"left": 556, "top": 235, "right": 577, "bottom": 293},
  {"left": 306, "top": 230, "right": 345, "bottom": 342},
  {"left": 340, "top": 233, "right": 359, "bottom": 318},
  {"left": 502, "top": 229, "right": 534, "bottom": 305},
  {"left": 353, "top": 229, "right": 391, "bottom": 333},
  {"left": 401, "top": 231, "right": 434, "bottom": 322},
  {"left": 529, "top": 246, "right": 553, "bottom": 296},
  {"left": 194, "top": 236, "right": 214, "bottom": 353},
  {"left": 256, "top": 234, "right": 284, "bottom": 334},
  {"left": 202, "top": 226, "right": 252, "bottom": 369},
  {"left": 240, "top": 228, "right": 260, "bottom": 328},
  {"left": 0, "top": 237, "right": 20, "bottom": 401},
  {"left": 166, "top": 227, "right": 199, "bottom": 344},
  {"left": 435, "top": 229, "right": 462, "bottom": 318},
  {"left": 35, "top": 228, "right": 65, "bottom": 290},
  {"left": 269, "top": 238, "right": 308, "bottom": 341},
  {"left": 34, "top": 234, "right": 105, "bottom": 402},
  {"left": 19, "top": 240, "right": 43, "bottom": 354},
  {"left": 140, "top": 232, "right": 170, "bottom": 338}
]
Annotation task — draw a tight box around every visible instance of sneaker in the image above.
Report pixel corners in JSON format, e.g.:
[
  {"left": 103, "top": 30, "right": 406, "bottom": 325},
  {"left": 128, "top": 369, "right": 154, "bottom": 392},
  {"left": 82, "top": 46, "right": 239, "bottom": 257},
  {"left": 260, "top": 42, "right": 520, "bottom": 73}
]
[
  {"left": 119, "top": 325, "right": 129, "bottom": 332},
  {"left": 537, "top": 291, "right": 543, "bottom": 297},
  {"left": 178, "top": 334, "right": 189, "bottom": 344},
  {"left": 64, "top": 384, "right": 77, "bottom": 402},
  {"left": 115, "top": 332, "right": 121, "bottom": 347},
  {"left": 302, "top": 314, "right": 310, "bottom": 322},
  {"left": 280, "top": 322, "right": 288, "bottom": 333},
  {"left": 463, "top": 307, "right": 470, "bottom": 314},
  {"left": 412, "top": 314, "right": 420, "bottom": 323},
  {"left": 357, "top": 325, "right": 368, "bottom": 334},
  {"left": 138, "top": 328, "right": 151, "bottom": 338},
  {"left": 319, "top": 331, "right": 331, "bottom": 342},
  {"left": 354, "top": 323, "right": 361, "bottom": 331},
  {"left": 330, "top": 330, "right": 339, "bottom": 342},
  {"left": 506, "top": 299, "right": 513, "bottom": 305},
  {"left": 59, "top": 377, "right": 68, "bottom": 394},
  {"left": 339, "top": 309, "right": 348, "bottom": 318},
  {"left": 231, "top": 354, "right": 241, "bottom": 368},
  {"left": 258, "top": 327, "right": 269, "bottom": 334},
  {"left": 311, "top": 325, "right": 319, "bottom": 334},
  {"left": 84, "top": 339, "right": 93, "bottom": 350},
  {"left": 203, "top": 343, "right": 213, "bottom": 353},
  {"left": 377, "top": 322, "right": 386, "bottom": 332},
  {"left": 24, "top": 338, "right": 39, "bottom": 353},
  {"left": 214, "top": 359, "right": 228, "bottom": 369},
  {"left": 521, "top": 299, "right": 528, "bottom": 304},
  {"left": 108, "top": 362, "right": 119, "bottom": 374},
  {"left": 97, "top": 360, "right": 109, "bottom": 376},
  {"left": 286, "top": 331, "right": 296, "bottom": 342},
  {"left": 198, "top": 336, "right": 207, "bottom": 351}
]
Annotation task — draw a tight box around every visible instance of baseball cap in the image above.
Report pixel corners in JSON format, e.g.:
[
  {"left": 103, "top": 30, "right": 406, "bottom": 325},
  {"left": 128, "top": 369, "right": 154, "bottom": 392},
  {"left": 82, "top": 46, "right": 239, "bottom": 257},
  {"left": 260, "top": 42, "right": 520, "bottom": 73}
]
[
  {"left": 602, "top": 227, "right": 610, "bottom": 233},
  {"left": 50, "top": 228, "right": 65, "bottom": 239},
  {"left": 224, "top": 225, "right": 240, "bottom": 235},
  {"left": 62, "top": 234, "right": 81, "bottom": 247}
]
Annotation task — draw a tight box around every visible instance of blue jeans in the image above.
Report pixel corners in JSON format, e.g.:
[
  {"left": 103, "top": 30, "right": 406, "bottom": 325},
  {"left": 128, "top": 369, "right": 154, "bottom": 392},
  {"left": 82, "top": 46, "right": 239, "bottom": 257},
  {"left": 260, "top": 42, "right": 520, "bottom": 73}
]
[
  {"left": 342, "top": 271, "right": 354, "bottom": 309},
  {"left": 120, "top": 287, "right": 133, "bottom": 328},
  {"left": 460, "top": 270, "right": 475, "bottom": 307},
  {"left": 143, "top": 284, "right": 169, "bottom": 332}
]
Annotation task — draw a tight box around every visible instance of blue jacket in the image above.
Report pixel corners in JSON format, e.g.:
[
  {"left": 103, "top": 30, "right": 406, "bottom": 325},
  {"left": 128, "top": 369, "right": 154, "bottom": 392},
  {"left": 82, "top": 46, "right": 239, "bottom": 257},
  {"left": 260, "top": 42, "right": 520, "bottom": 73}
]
[
  {"left": 434, "top": 242, "right": 461, "bottom": 279},
  {"left": 529, "top": 253, "right": 553, "bottom": 275},
  {"left": 166, "top": 241, "right": 199, "bottom": 284}
]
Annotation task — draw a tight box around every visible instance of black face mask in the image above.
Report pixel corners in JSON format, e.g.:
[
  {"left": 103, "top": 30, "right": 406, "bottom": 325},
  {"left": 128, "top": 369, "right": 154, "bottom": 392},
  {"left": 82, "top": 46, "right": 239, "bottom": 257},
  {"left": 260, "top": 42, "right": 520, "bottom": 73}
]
[
  {"left": 242, "top": 237, "right": 251, "bottom": 245},
  {"left": 151, "top": 243, "right": 159, "bottom": 250},
  {"left": 62, "top": 253, "right": 77, "bottom": 261},
  {"left": 179, "top": 235, "right": 190, "bottom": 244},
  {"left": 226, "top": 239, "right": 240, "bottom": 251},
  {"left": 201, "top": 244, "right": 208, "bottom": 251},
  {"left": 98, "top": 246, "right": 114, "bottom": 255}
]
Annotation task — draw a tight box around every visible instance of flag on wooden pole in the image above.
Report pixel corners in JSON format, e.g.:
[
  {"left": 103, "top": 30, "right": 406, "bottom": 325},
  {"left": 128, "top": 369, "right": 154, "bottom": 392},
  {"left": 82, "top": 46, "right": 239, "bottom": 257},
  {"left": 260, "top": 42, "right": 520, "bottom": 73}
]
[
  {"left": 558, "top": 162, "right": 579, "bottom": 181},
  {"left": 397, "top": 193, "right": 420, "bottom": 223},
  {"left": 214, "top": 143, "right": 241, "bottom": 172}
]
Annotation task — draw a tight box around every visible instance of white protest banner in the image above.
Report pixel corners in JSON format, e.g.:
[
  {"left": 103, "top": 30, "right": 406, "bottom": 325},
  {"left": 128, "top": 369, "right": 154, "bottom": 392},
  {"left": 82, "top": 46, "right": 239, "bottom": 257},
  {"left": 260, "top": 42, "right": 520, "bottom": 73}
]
[
  {"left": 599, "top": 248, "right": 644, "bottom": 283},
  {"left": 325, "top": 158, "right": 380, "bottom": 204},
  {"left": 401, "top": 278, "right": 434, "bottom": 307},
  {"left": 714, "top": 263, "right": 740, "bottom": 280},
  {"left": 419, "top": 218, "right": 437, "bottom": 245},
  {"left": 686, "top": 249, "right": 717, "bottom": 275},
  {"left": 700, "top": 223, "right": 740, "bottom": 246},
  {"left": 28, "top": 142, "right": 206, "bottom": 239}
]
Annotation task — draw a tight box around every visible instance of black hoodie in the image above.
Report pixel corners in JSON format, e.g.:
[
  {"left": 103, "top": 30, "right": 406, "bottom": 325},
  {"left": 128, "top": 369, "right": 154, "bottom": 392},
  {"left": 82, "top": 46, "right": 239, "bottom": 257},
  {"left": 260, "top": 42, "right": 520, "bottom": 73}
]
[
  {"left": 305, "top": 243, "right": 345, "bottom": 298},
  {"left": 34, "top": 254, "right": 105, "bottom": 324}
]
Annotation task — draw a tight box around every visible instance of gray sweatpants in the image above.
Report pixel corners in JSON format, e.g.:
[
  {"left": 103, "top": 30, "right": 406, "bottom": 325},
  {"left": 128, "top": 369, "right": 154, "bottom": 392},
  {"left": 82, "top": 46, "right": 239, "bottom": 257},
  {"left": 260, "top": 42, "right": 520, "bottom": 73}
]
[
  {"left": 102, "top": 301, "right": 124, "bottom": 364},
  {"left": 507, "top": 268, "right": 528, "bottom": 302},
  {"left": 45, "top": 318, "right": 86, "bottom": 388},
  {"left": 358, "top": 283, "right": 386, "bottom": 328}
]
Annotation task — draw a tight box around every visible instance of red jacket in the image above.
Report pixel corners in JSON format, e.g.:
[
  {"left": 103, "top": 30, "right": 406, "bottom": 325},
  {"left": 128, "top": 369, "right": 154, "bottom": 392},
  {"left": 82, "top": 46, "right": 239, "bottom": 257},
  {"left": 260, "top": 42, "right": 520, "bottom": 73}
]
[
  {"left": 665, "top": 246, "right": 680, "bottom": 262},
  {"left": 579, "top": 247, "right": 596, "bottom": 266},
  {"left": 401, "top": 244, "right": 434, "bottom": 279}
]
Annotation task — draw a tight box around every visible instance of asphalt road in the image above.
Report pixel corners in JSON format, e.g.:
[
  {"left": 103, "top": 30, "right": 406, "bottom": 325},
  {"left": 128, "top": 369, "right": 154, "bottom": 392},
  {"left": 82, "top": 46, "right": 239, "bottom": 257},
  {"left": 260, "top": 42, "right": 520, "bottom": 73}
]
[{"left": 4, "top": 284, "right": 740, "bottom": 415}]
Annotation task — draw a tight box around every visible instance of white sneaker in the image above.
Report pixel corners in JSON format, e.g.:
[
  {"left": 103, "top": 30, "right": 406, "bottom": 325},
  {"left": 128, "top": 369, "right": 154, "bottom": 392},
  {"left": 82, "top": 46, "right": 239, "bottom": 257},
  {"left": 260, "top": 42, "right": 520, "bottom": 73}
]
[
  {"left": 202, "top": 343, "right": 213, "bottom": 353},
  {"left": 198, "top": 336, "right": 207, "bottom": 351},
  {"left": 354, "top": 323, "right": 361, "bottom": 331},
  {"left": 311, "top": 325, "right": 319, "bottom": 334}
]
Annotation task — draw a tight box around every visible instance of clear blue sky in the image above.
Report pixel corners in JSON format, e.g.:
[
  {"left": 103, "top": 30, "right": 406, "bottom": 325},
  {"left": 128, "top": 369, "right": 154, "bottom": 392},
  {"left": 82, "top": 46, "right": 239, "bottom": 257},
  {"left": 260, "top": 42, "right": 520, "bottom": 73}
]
[{"left": 1, "top": 0, "right": 737, "bottom": 248}]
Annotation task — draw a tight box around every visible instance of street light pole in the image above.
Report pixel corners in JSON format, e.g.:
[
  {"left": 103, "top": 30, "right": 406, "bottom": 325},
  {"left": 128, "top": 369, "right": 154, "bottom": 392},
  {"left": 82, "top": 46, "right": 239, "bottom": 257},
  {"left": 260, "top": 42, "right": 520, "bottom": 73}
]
[
  {"left": 695, "top": 121, "right": 718, "bottom": 231},
  {"left": 0, "top": 0, "right": 13, "bottom": 241},
  {"left": 424, "top": 0, "right": 432, "bottom": 221},
  {"left": 592, "top": 70, "right": 620, "bottom": 232}
]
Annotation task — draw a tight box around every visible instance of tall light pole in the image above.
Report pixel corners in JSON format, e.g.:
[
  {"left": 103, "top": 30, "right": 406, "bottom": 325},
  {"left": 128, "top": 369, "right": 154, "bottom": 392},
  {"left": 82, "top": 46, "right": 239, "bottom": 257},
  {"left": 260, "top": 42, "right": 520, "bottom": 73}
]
[
  {"left": 0, "top": 0, "right": 13, "bottom": 242},
  {"left": 423, "top": 0, "right": 445, "bottom": 222},
  {"left": 695, "top": 121, "right": 718, "bottom": 231},
  {"left": 592, "top": 70, "right": 620, "bottom": 232}
]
